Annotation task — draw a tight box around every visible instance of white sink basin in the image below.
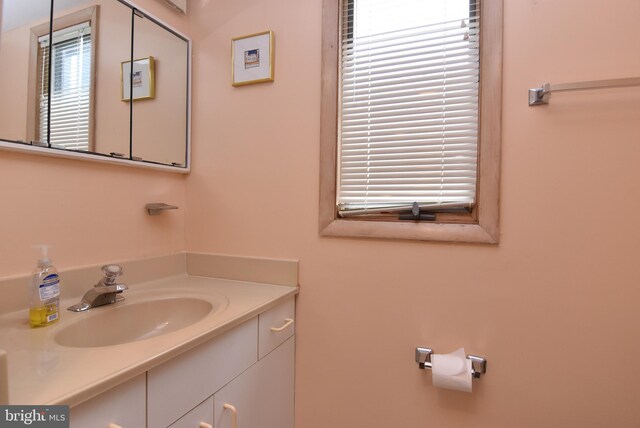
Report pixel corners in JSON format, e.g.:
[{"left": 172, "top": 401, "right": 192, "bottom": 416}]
[{"left": 55, "top": 297, "right": 215, "bottom": 348}]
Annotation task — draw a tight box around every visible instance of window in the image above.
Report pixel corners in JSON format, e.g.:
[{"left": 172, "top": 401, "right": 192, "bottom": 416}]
[
  {"left": 38, "top": 22, "right": 93, "bottom": 151},
  {"left": 320, "top": 0, "right": 502, "bottom": 243}
]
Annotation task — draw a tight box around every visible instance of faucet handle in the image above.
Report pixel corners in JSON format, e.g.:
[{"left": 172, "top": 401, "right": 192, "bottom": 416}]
[{"left": 101, "top": 264, "right": 123, "bottom": 285}]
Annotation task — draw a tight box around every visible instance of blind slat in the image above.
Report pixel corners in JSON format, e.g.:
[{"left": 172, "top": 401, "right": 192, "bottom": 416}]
[
  {"left": 342, "top": 91, "right": 478, "bottom": 109},
  {"left": 342, "top": 131, "right": 478, "bottom": 145}
]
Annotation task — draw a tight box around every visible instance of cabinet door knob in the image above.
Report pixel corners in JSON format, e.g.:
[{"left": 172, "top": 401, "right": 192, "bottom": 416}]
[
  {"left": 223, "top": 403, "right": 238, "bottom": 428},
  {"left": 199, "top": 423, "right": 213, "bottom": 428},
  {"left": 270, "top": 318, "right": 294, "bottom": 332}
]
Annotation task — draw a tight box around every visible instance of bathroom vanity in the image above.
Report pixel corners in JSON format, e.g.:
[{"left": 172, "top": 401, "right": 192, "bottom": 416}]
[
  {"left": 71, "top": 293, "right": 295, "bottom": 428},
  {"left": 0, "top": 254, "right": 298, "bottom": 428}
]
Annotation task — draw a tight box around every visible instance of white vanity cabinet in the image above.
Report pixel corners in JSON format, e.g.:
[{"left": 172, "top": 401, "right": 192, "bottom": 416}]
[
  {"left": 70, "top": 374, "right": 146, "bottom": 428},
  {"left": 168, "top": 397, "right": 214, "bottom": 428},
  {"left": 147, "top": 318, "right": 259, "bottom": 428},
  {"left": 258, "top": 298, "right": 295, "bottom": 359},
  {"left": 212, "top": 298, "right": 295, "bottom": 428},
  {"left": 68, "top": 296, "right": 295, "bottom": 428},
  {"left": 213, "top": 336, "right": 295, "bottom": 428}
]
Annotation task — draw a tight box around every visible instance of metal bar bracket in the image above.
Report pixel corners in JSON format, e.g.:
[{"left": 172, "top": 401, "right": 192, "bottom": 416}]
[{"left": 528, "top": 84, "right": 550, "bottom": 106}]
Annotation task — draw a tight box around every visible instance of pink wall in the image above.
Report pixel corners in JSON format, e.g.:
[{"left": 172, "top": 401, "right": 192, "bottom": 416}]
[
  {"left": 185, "top": 0, "right": 640, "bottom": 427},
  {"left": 0, "top": 0, "right": 187, "bottom": 277}
]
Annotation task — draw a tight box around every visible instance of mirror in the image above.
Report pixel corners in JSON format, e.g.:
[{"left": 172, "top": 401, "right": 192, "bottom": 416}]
[
  {"left": 51, "top": 0, "right": 132, "bottom": 158},
  {"left": 0, "top": 0, "right": 52, "bottom": 144},
  {"left": 0, "top": 0, "right": 190, "bottom": 170},
  {"left": 132, "top": 10, "right": 188, "bottom": 166}
]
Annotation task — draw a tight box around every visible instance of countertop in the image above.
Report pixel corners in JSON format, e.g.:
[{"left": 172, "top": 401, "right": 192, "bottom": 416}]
[{"left": 0, "top": 274, "right": 298, "bottom": 406}]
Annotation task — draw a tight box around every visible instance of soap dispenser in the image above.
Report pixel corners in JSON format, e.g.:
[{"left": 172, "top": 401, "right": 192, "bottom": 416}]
[{"left": 29, "top": 245, "right": 60, "bottom": 327}]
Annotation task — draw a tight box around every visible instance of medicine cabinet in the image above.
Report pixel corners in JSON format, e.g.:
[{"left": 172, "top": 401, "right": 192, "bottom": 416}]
[{"left": 0, "top": 0, "right": 190, "bottom": 171}]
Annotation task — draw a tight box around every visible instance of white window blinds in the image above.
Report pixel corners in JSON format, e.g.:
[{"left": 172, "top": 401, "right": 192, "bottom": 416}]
[
  {"left": 338, "top": 0, "right": 480, "bottom": 216},
  {"left": 38, "top": 22, "right": 92, "bottom": 151}
]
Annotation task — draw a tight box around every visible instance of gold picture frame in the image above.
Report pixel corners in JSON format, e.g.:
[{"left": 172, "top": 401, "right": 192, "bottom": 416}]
[
  {"left": 231, "top": 30, "right": 274, "bottom": 87},
  {"left": 121, "top": 56, "right": 155, "bottom": 101}
]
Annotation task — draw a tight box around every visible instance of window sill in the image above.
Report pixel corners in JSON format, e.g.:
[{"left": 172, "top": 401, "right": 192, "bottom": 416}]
[{"left": 320, "top": 218, "right": 498, "bottom": 244}]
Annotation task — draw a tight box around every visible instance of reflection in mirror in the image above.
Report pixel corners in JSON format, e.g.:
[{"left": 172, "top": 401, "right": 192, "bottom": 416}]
[
  {"left": 52, "top": 0, "right": 132, "bottom": 158},
  {"left": 132, "top": 11, "right": 188, "bottom": 166},
  {"left": 46, "top": 4, "right": 96, "bottom": 151},
  {"left": 0, "top": 0, "right": 52, "bottom": 145}
]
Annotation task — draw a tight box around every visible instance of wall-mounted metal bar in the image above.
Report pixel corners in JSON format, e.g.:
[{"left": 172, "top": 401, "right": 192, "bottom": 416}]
[
  {"left": 146, "top": 203, "right": 178, "bottom": 216},
  {"left": 529, "top": 77, "right": 640, "bottom": 106},
  {"left": 415, "top": 347, "right": 487, "bottom": 378}
]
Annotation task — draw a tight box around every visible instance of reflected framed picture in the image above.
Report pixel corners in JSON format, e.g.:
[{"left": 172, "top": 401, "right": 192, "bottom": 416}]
[
  {"left": 231, "top": 30, "right": 274, "bottom": 87},
  {"left": 121, "top": 56, "right": 155, "bottom": 101}
]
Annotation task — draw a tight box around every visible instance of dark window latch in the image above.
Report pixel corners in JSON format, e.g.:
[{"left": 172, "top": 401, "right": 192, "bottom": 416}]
[{"left": 398, "top": 202, "right": 436, "bottom": 221}]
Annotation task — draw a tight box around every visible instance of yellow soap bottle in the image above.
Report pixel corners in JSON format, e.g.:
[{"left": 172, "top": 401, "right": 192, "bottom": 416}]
[{"left": 29, "top": 245, "right": 60, "bottom": 328}]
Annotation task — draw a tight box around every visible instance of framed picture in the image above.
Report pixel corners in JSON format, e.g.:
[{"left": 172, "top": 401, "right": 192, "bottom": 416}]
[
  {"left": 231, "top": 30, "right": 274, "bottom": 87},
  {"left": 121, "top": 56, "right": 155, "bottom": 101}
]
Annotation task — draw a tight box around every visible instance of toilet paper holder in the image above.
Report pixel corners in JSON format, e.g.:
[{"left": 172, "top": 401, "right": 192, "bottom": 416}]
[{"left": 415, "top": 347, "right": 487, "bottom": 378}]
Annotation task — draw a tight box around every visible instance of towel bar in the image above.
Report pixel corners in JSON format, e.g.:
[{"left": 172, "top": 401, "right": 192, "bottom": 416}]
[{"left": 528, "top": 77, "right": 640, "bottom": 106}]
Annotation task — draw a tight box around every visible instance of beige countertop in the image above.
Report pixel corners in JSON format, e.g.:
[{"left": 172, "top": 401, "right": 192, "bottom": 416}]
[{"left": 0, "top": 274, "right": 298, "bottom": 407}]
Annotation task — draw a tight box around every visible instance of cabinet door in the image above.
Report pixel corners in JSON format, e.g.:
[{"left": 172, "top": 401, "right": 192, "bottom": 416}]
[
  {"left": 213, "top": 336, "right": 294, "bottom": 428},
  {"left": 168, "top": 396, "right": 213, "bottom": 428},
  {"left": 70, "top": 373, "right": 145, "bottom": 428},
  {"left": 147, "top": 318, "right": 258, "bottom": 428}
]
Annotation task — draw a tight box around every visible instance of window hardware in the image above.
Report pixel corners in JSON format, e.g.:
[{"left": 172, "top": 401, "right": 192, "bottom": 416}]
[{"left": 398, "top": 202, "right": 436, "bottom": 222}]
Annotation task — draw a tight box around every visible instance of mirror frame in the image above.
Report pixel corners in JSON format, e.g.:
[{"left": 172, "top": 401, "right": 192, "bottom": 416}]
[{"left": 0, "top": 0, "right": 191, "bottom": 173}]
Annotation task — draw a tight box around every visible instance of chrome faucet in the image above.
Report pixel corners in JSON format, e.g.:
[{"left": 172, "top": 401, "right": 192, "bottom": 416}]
[{"left": 67, "top": 265, "right": 128, "bottom": 312}]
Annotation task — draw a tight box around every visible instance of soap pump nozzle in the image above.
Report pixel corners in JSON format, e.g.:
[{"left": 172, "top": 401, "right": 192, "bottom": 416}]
[{"left": 33, "top": 244, "right": 51, "bottom": 267}]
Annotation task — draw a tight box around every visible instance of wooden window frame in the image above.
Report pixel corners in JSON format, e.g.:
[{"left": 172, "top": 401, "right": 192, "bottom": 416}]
[{"left": 319, "top": 0, "right": 503, "bottom": 244}]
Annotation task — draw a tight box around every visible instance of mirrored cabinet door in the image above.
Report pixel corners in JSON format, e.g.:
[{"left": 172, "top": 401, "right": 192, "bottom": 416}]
[
  {"left": 52, "top": 0, "right": 132, "bottom": 158},
  {"left": 0, "top": 0, "right": 52, "bottom": 146},
  {"left": 131, "top": 10, "right": 188, "bottom": 167}
]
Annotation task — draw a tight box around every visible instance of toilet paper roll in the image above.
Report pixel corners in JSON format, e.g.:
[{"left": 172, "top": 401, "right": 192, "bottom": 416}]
[{"left": 431, "top": 347, "right": 472, "bottom": 392}]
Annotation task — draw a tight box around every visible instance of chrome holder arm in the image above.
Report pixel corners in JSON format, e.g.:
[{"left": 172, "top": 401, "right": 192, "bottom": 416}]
[
  {"left": 415, "top": 347, "right": 487, "bottom": 379},
  {"left": 146, "top": 203, "right": 178, "bottom": 216}
]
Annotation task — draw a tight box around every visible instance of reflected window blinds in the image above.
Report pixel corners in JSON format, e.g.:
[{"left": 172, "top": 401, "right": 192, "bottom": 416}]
[
  {"left": 38, "top": 22, "right": 92, "bottom": 151},
  {"left": 338, "top": 0, "right": 480, "bottom": 216}
]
